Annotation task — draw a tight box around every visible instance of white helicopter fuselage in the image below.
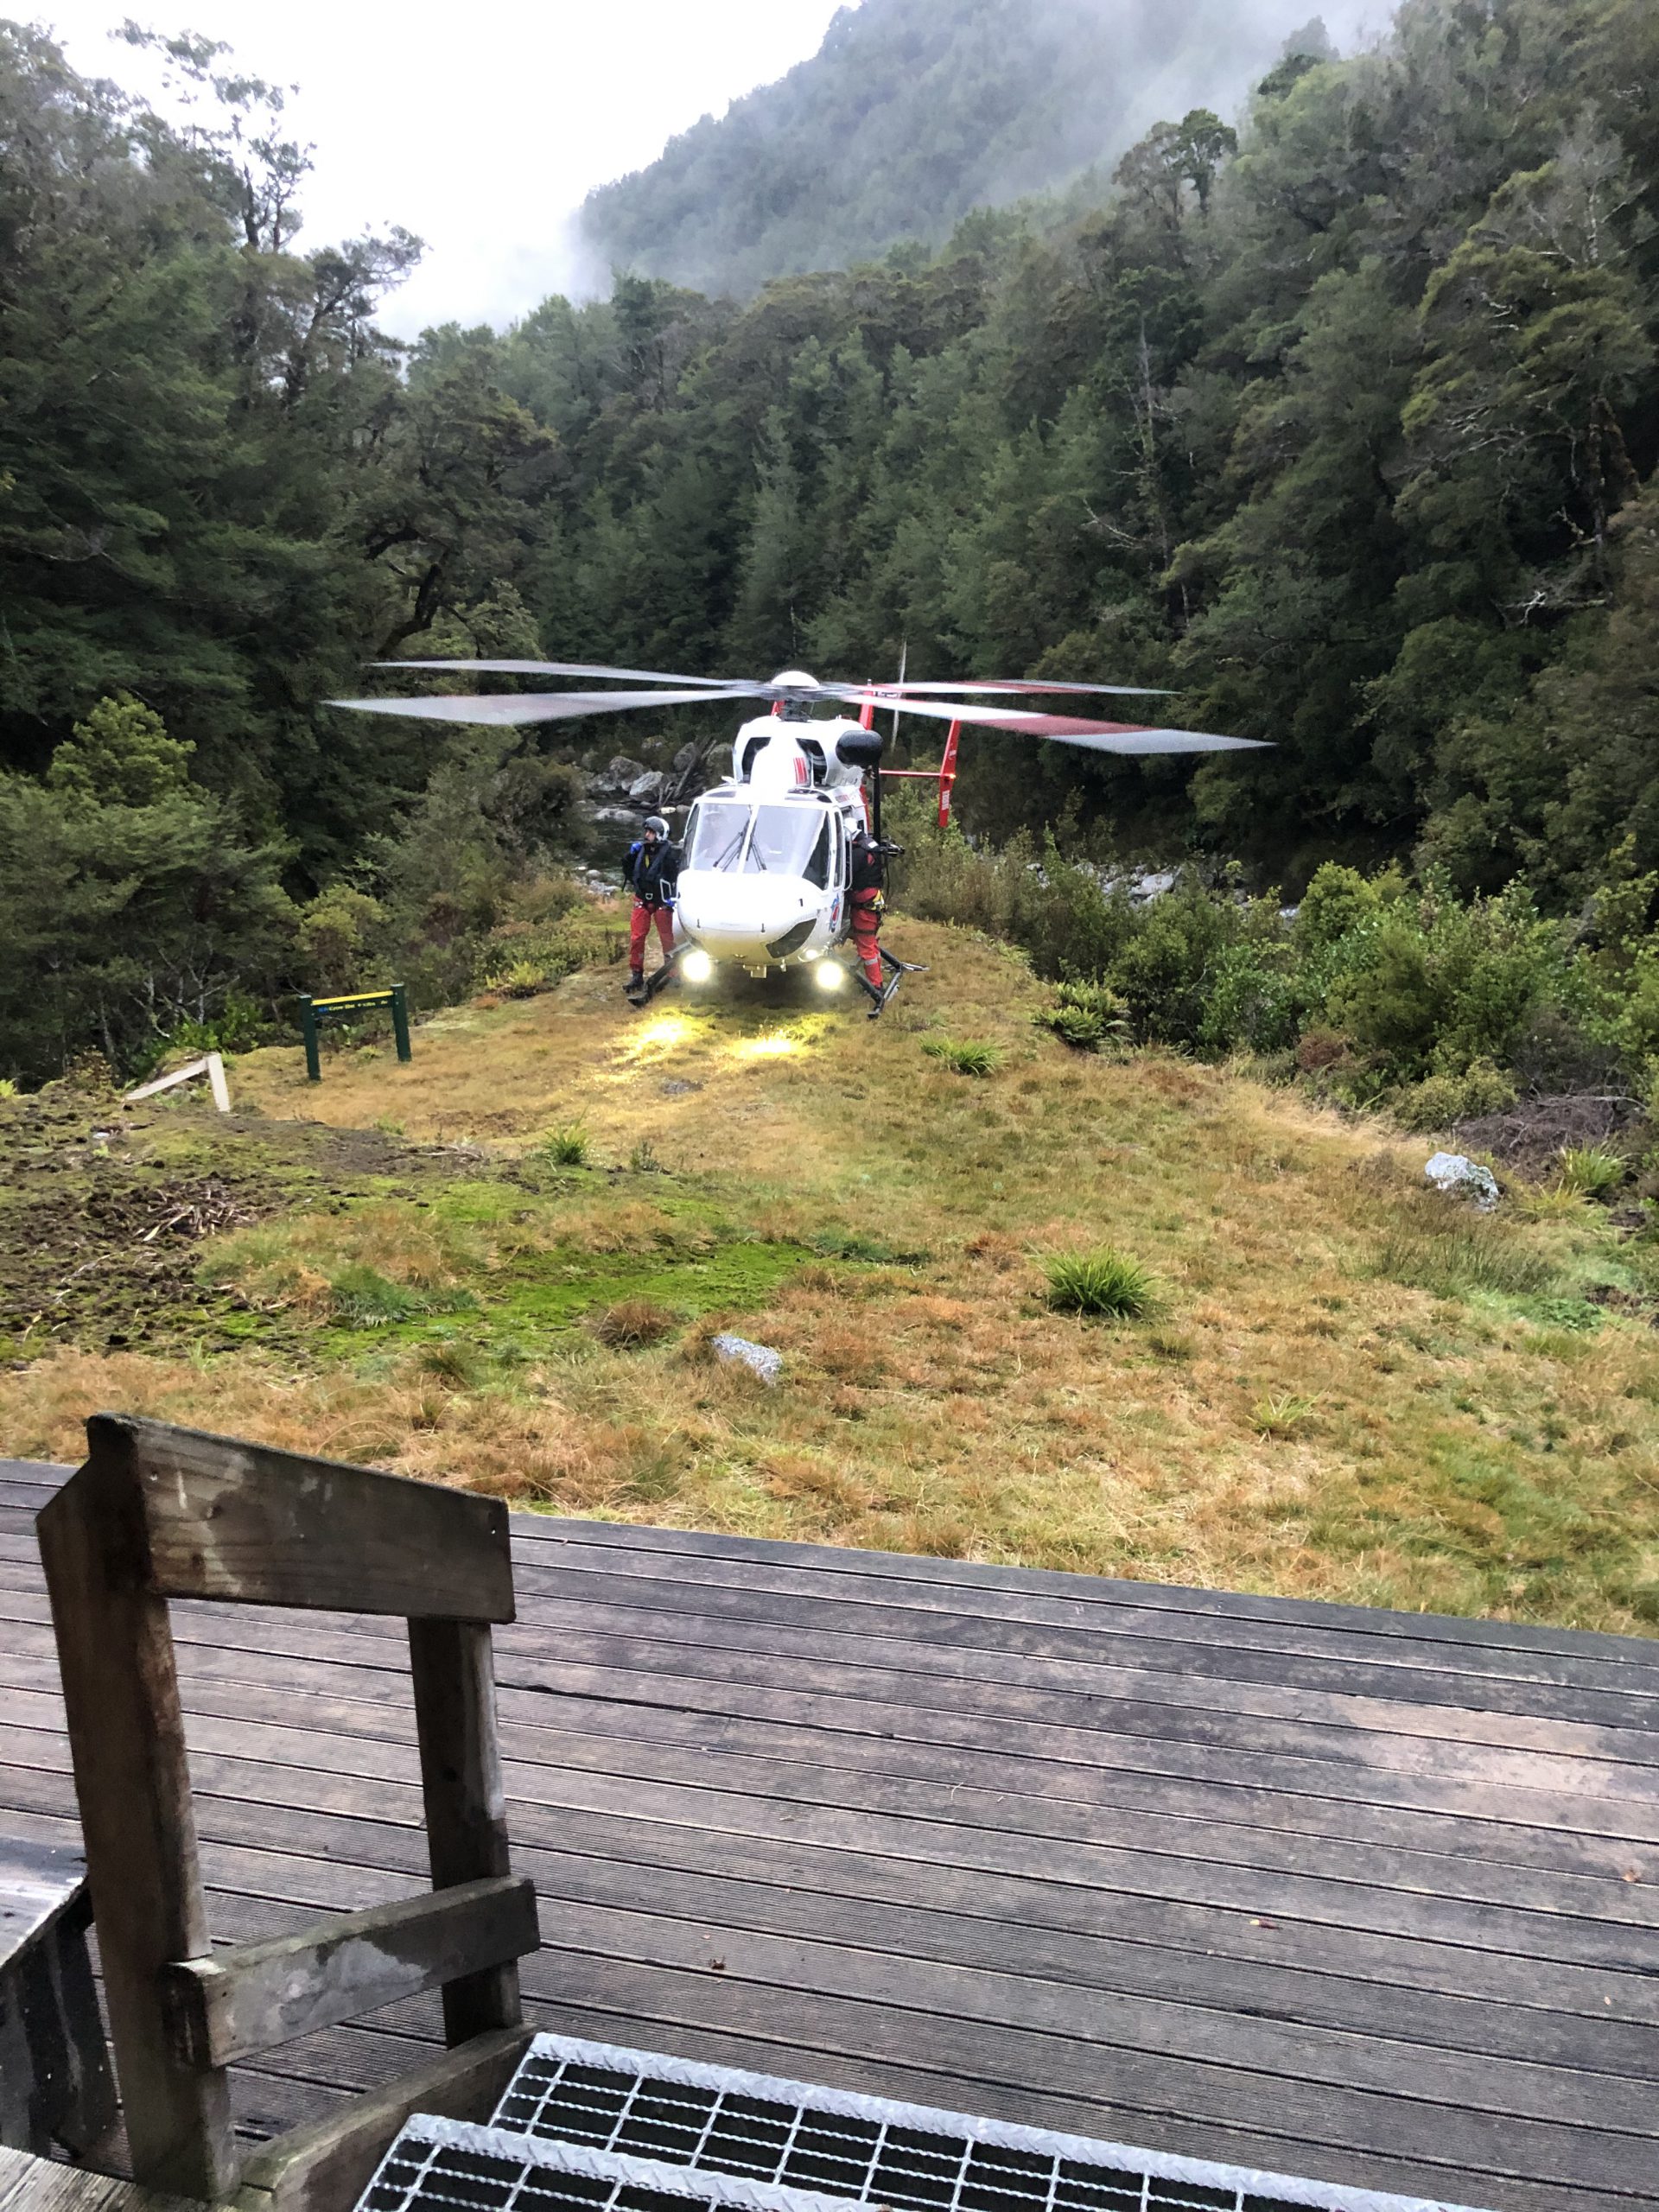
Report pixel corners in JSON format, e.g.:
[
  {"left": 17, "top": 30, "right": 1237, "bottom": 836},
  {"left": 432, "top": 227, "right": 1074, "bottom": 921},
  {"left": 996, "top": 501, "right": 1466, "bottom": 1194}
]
[{"left": 673, "top": 712, "right": 874, "bottom": 977}]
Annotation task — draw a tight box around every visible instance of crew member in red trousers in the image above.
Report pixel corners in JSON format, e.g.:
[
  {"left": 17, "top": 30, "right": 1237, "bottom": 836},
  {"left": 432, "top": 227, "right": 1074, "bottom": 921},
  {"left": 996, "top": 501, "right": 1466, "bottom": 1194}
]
[
  {"left": 848, "top": 825, "right": 887, "bottom": 995},
  {"left": 624, "top": 815, "right": 680, "bottom": 1000}
]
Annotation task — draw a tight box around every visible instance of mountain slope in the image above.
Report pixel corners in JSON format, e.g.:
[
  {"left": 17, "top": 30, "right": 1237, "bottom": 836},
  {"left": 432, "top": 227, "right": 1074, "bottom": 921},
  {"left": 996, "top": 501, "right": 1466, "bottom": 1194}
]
[{"left": 576, "top": 0, "right": 1342, "bottom": 296}]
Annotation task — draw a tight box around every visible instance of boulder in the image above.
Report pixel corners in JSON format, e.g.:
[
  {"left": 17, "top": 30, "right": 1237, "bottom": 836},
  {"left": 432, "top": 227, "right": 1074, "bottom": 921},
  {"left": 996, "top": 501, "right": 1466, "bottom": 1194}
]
[
  {"left": 711, "top": 1333, "right": 783, "bottom": 1384},
  {"left": 595, "top": 754, "right": 649, "bottom": 796},
  {"left": 627, "top": 770, "right": 665, "bottom": 805},
  {"left": 1425, "top": 1152, "right": 1500, "bottom": 1211}
]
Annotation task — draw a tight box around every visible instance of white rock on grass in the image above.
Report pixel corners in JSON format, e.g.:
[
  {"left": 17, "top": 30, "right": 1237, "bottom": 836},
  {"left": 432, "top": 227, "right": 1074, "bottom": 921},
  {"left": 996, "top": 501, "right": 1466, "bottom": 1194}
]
[
  {"left": 1425, "top": 1151, "right": 1500, "bottom": 1211},
  {"left": 712, "top": 1333, "right": 783, "bottom": 1384}
]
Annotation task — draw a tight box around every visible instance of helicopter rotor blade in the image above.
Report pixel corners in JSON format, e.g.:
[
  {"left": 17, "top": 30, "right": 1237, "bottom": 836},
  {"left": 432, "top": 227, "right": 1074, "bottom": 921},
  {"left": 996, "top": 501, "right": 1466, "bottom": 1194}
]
[
  {"left": 373, "top": 660, "right": 753, "bottom": 689},
  {"left": 839, "top": 692, "right": 1268, "bottom": 753},
  {"left": 328, "top": 687, "right": 768, "bottom": 726}
]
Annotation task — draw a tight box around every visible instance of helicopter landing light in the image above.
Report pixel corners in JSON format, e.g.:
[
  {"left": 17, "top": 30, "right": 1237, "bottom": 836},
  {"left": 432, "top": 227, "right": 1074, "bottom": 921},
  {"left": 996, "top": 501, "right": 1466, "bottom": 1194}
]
[
  {"left": 814, "top": 960, "right": 847, "bottom": 991},
  {"left": 682, "top": 950, "right": 715, "bottom": 984}
]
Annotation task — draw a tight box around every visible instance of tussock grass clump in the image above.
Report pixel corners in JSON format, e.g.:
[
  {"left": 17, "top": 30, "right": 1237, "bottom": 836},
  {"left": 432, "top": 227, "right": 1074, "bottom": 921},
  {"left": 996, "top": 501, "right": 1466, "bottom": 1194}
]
[
  {"left": 1558, "top": 1145, "right": 1625, "bottom": 1199},
  {"left": 417, "top": 1339, "right": 487, "bottom": 1388},
  {"left": 922, "top": 1037, "right": 1004, "bottom": 1077},
  {"left": 538, "top": 1122, "right": 591, "bottom": 1166},
  {"left": 328, "top": 1264, "right": 475, "bottom": 1329},
  {"left": 1045, "top": 1248, "right": 1156, "bottom": 1319},
  {"left": 1254, "top": 1391, "right": 1319, "bottom": 1438},
  {"left": 592, "top": 1297, "right": 680, "bottom": 1350}
]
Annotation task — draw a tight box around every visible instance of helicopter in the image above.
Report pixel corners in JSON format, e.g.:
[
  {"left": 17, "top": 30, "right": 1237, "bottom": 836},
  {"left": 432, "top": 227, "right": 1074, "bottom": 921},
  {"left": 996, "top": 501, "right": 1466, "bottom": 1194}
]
[{"left": 331, "top": 661, "right": 1266, "bottom": 1014}]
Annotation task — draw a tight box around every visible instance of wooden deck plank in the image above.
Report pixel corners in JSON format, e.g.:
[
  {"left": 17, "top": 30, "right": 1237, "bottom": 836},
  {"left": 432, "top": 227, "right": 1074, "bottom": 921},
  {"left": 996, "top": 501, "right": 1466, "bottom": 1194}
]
[
  {"left": 8, "top": 1688, "right": 1659, "bottom": 1980},
  {"left": 12, "top": 1666, "right": 1659, "bottom": 1886},
  {"left": 13, "top": 1755, "right": 1659, "bottom": 2074},
  {"left": 9, "top": 1618, "right": 1659, "bottom": 1865},
  {"left": 11, "top": 1528, "right": 1659, "bottom": 1721},
  {"left": 3, "top": 1463, "right": 1657, "bottom": 2210},
  {"left": 10, "top": 1754, "right": 1658, "bottom": 2046},
  {"left": 509, "top": 1514, "right": 1659, "bottom": 1669},
  {"left": 6, "top": 1586, "right": 1658, "bottom": 1821},
  {"left": 10, "top": 1680, "right": 1657, "bottom": 1929},
  {"left": 10, "top": 1526, "right": 1659, "bottom": 1738}
]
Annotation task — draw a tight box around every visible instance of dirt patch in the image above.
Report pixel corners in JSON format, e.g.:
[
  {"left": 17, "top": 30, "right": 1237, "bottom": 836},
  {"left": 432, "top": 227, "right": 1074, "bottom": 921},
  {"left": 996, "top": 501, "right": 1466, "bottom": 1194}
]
[
  {"left": 1454, "top": 1091, "right": 1643, "bottom": 1179},
  {"left": 0, "top": 1091, "right": 492, "bottom": 1357}
]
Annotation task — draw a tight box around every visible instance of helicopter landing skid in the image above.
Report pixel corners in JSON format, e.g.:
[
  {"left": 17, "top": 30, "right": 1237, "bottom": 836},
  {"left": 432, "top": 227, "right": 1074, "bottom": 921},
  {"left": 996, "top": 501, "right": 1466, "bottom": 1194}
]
[
  {"left": 855, "top": 945, "right": 927, "bottom": 1019},
  {"left": 628, "top": 948, "right": 683, "bottom": 1006}
]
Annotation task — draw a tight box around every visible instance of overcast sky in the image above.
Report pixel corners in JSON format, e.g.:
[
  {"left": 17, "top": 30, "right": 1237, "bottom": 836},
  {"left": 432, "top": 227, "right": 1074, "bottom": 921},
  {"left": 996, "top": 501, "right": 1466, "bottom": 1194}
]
[{"left": 35, "top": 1, "right": 1380, "bottom": 337}]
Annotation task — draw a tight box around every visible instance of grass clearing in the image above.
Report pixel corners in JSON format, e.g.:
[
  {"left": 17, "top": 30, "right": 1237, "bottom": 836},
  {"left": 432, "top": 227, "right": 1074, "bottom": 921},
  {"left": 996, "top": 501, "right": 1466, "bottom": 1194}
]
[{"left": 3, "top": 917, "right": 1658, "bottom": 1635}]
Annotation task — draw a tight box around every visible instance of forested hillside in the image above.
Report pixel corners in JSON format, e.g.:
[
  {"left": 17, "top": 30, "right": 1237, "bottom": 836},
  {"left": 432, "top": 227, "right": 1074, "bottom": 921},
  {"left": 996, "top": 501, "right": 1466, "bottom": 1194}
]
[
  {"left": 3, "top": 0, "right": 1658, "bottom": 1090},
  {"left": 575, "top": 0, "right": 1338, "bottom": 297}
]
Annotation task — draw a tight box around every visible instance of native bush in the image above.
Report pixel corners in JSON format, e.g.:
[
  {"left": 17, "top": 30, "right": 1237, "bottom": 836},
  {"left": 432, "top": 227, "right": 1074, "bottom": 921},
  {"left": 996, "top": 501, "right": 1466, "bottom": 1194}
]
[
  {"left": 894, "top": 813, "right": 1659, "bottom": 1116},
  {"left": 1038, "top": 979, "right": 1128, "bottom": 1052}
]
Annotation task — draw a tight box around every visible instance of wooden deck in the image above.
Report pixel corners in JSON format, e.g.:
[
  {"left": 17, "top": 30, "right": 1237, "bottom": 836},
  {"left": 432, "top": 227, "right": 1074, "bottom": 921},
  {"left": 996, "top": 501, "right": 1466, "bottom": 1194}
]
[{"left": 2, "top": 1455, "right": 1656, "bottom": 2212}]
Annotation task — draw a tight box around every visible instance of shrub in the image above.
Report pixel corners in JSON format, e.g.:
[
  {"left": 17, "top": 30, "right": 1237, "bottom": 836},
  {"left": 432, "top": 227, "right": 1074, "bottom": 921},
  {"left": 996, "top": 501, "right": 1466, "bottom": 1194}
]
[
  {"left": 922, "top": 1037, "right": 1004, "bottom": 1076},
  {"left": 1037, "top": 981, "right": 1128, "bottom": 1052},
  {"left": 1045, "top": 1249, "right": 1156, "bottom": 1318},
  {"left": 1395, "top": 1058, "right": 1517, "bottom": 1131},
  {"left": 539, "top": 1123, "right": 590, "bottom": 1166},
  {"left": 592, "top": 1297, "right": 679, "bottom": 1349},
  {"left": 1558, "top": 1146, "right": 1625, "bottom": 1199},
  {"left": 493, "top": 959, "right": 549, "bottom": 998}
]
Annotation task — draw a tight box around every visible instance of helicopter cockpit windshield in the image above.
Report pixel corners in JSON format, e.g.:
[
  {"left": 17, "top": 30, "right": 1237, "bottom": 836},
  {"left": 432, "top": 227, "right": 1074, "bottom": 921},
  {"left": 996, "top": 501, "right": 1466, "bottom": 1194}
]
[{"left": 685, "top": 799, "right": 830, "bottom": 880}]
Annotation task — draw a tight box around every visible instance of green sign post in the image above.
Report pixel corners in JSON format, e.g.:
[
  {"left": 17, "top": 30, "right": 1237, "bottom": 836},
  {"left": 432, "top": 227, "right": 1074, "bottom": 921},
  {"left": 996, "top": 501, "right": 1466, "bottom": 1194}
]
[{"left": 299, "top": 985, "right": 412, "bottom": 1082}]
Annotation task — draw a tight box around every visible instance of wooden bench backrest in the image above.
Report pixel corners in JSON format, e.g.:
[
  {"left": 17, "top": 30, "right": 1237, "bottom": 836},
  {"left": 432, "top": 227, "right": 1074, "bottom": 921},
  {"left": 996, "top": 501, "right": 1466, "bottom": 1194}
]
[{"left": 36, "top": 1415, "right": 538, "bottom": 2212}]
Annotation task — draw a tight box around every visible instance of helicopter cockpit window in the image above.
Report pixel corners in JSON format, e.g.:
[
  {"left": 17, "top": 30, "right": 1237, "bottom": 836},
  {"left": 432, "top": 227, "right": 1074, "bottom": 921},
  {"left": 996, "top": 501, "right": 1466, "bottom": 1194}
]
[
  {"left": 745, "top": 805, "right": 824, "bottom": 877},
  {"left": 685, "top": 801, "right": 751, "bottom": 872},
  {"left": 803, "top": 817, "right": 831, "bottom": 889}
]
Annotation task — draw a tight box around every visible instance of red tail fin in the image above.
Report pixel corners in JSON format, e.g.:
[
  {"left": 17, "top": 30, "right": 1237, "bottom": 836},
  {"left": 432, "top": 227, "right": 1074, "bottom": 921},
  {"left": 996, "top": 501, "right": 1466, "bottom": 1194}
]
[{"left": 939, "top": 719, "right": 961, "bottom": 827}]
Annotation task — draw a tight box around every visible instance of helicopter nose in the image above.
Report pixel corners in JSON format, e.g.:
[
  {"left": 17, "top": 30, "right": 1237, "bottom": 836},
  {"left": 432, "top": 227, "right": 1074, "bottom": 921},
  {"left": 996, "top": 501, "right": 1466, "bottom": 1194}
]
[{"left": 677, "top": 873, "right": 816, "bottom": 951}]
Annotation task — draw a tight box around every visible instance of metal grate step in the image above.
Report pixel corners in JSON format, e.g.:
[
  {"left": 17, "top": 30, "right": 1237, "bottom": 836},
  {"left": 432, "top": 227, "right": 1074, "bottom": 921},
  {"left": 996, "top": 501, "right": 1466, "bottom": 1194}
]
[{"left": 429, "top": 2031, "right": 1489, "bottom": 2212}]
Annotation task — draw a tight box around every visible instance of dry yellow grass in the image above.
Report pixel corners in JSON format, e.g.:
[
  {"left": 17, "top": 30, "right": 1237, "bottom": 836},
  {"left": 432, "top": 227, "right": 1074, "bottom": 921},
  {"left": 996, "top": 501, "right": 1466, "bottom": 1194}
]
[{"left": 4, "top": 918, "right": 1657, "bottom": 1632}]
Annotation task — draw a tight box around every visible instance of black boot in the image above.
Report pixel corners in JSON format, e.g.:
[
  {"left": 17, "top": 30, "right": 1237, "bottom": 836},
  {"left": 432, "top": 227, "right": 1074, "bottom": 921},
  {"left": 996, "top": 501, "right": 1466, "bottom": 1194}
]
[{"left": 625, "top": 969, "right": 645, "bottom": 1001}]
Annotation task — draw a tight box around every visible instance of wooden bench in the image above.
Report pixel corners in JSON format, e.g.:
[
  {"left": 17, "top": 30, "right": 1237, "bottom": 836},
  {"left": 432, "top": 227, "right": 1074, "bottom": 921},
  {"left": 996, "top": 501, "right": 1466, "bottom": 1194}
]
[
  {"left": 36, "top": 1415, "right": 542, "bottom": 2212},
  {"left": 1, "top": 1837, "right": 117, "bottom": 2161}
]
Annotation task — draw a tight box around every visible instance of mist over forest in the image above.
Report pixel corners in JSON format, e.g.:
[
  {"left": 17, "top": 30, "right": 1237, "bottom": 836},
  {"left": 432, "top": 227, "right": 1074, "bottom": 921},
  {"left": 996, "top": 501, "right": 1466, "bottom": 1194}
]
[
  {"left": 2, "top": 0, "right": 1658, "bottom": 1109},
  {"left": 576, "top": 0, "right": 1377, "bottom": 296}
]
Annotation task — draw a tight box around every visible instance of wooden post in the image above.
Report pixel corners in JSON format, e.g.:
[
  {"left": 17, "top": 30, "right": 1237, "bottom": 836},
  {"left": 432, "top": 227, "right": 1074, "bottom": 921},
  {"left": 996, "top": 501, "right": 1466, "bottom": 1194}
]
[
  {"left": 300, "top": 998, "right": 321, "bottom": 1083},
  {"left": 35, "top": 1433, "right": 238, "bottom": 2202},
  {"left": 391, "top": 986, "right": 412, "bottom": 1065},
  {"left": 408, "top": 1620, "right": 521, "bottom": 2044}
]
